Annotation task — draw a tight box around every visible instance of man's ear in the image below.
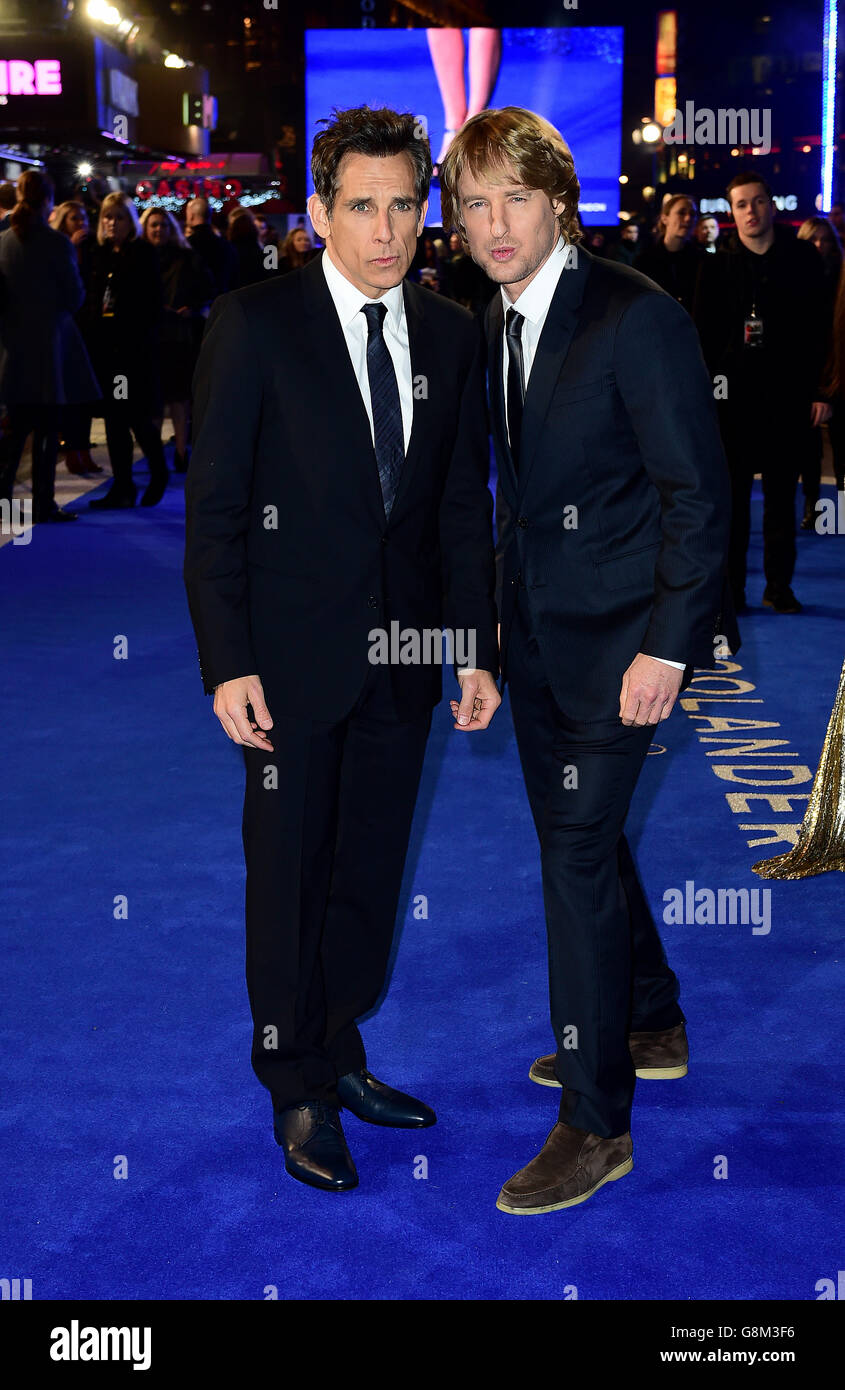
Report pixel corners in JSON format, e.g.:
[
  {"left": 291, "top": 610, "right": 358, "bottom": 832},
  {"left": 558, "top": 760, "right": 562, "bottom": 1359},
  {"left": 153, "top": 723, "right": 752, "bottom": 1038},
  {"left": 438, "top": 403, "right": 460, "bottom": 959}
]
[
  {"left": 308, "top": 191, "right": 329, "bottom": 241},
  {"left": 416, "top": 198, "right": 429, "bottom": 236}
]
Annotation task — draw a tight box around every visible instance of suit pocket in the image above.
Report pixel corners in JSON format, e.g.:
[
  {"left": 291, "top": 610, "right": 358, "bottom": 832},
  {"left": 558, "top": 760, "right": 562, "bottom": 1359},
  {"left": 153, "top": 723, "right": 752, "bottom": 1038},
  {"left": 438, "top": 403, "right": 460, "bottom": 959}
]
[
  {"left": 595, "top": 541, "right": 661, "bottom": 590},
  {"left": 549, "top": 377, "right": 604, "bottom": 408}
]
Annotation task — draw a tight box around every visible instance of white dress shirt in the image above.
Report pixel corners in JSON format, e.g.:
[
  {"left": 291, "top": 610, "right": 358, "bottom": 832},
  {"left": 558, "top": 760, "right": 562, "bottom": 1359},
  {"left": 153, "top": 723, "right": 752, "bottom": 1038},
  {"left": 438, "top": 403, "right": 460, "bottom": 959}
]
[
  {"left": 321, "top": 247, "right": 413, "bottom": 452},
  {"left": 501, "top": 236, "right": 684, "bottom": 673}
]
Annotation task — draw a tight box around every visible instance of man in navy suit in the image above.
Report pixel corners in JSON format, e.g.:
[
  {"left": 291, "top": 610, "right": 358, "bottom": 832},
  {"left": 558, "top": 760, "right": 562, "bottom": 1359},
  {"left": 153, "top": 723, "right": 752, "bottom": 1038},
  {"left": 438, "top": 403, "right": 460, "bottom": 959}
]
[{"left": 441, "top": 107, "right": 737, "bottom": 1213}]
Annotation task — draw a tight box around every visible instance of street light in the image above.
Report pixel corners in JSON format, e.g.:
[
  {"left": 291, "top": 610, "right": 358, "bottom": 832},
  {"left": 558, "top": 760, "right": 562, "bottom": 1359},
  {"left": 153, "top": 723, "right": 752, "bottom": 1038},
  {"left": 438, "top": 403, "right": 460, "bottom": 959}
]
[{"left": 87, "top": 1, "right": 122, "bottom": 24}]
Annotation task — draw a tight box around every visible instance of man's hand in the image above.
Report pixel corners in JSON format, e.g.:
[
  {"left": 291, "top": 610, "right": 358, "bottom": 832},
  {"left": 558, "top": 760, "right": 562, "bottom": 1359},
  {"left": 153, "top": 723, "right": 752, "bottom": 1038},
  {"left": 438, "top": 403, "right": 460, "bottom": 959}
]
[
  {"left": 619, "top": 654, "right": 683, "bottom": 727},
  {"left": 811, "top": 400, "right": 833, "bottom": 427},
  {"left": 449, "top": 669, "right": 501, "bottom": 731},
  {"left": 213, "top": 674, "right": 274, "bottom": 749}
]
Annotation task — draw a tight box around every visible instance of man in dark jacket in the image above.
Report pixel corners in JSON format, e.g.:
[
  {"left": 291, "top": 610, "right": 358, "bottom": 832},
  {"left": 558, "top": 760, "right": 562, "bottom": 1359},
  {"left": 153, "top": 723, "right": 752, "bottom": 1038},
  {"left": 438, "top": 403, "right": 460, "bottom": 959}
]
[
  {"left": 441, "top": 106, "right": 736, "bottom": 1215},
  {"left": 184, "top": 197, "right": 237, "bottom": 300},
  {"left": 0, "top": 172, "right": 100, "bottom": 523},
  {"left": 184, "top": 107, "right": 500, "bottom": 1194},
  {"left": 693, "top": 173, "right": 831, "bottom": 613}
]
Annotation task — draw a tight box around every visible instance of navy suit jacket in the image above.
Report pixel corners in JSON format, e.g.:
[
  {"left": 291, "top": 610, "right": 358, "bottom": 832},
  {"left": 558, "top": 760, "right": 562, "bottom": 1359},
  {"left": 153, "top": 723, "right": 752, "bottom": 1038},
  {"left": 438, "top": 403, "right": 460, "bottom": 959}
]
[{"left": 486, "top": 243, "right": 738, "bottom": 720}]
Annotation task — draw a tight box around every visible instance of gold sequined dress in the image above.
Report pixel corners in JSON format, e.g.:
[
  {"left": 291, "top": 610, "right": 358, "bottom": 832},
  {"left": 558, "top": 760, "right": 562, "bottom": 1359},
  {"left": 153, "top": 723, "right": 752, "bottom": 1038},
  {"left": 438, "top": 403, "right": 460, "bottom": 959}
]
[{"left": 753, "top": 655, "right": 845, "bottom": 878}]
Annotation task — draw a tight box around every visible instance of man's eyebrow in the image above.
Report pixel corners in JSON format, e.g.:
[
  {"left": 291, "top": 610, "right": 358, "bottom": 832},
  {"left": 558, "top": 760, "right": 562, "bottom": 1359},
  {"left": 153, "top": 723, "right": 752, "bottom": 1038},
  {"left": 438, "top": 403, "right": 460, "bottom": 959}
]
[
  {"left": 342, "top": 194, "right": 418, "bottom": 204},
  {"left": 461, "top": 186, "right": 530, "bottom": 200}
]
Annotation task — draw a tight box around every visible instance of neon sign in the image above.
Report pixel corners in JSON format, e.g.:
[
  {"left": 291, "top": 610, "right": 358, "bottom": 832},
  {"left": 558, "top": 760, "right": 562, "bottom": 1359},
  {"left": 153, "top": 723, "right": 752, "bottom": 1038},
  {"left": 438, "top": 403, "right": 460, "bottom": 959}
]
[
  {"left": 0, "top": 59, "right": 62, "bottom": 96},
  {"left": 136, "top": 177, "right": 243, "bottom": 202}
]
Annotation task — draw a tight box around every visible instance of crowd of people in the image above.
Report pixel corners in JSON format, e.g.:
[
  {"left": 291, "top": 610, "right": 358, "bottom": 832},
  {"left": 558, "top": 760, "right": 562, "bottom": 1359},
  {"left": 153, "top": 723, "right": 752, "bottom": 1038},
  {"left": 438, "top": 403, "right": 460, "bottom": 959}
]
[
  {"left": 1, "top": 164, "right": 843, "bottom": 617},
  {"left": 0, "top": 171, "right": 317, "bottom": 521},
  {"left": 584, "top": 179, "right": 845, "bottom": 614}
]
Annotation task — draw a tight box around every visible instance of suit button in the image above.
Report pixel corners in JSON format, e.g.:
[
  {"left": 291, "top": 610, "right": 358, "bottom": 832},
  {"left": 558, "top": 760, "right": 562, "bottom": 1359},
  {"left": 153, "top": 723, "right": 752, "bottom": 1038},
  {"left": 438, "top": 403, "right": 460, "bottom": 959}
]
[
  {"left": 367, "top": 595, "right": 378, "bottom": 608},
  {"left": 380, "top": 535, "right": 388, "bottom": 545},
  {"left": 517, "top": 515, "right": 529, "bottom": 528}
]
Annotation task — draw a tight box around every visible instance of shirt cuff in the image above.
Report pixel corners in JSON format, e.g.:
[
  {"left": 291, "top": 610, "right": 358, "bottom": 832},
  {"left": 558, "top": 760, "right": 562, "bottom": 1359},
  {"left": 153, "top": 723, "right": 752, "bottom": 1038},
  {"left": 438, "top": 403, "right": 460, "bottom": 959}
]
[{"left": 651, "top": 656, "right": 685, "bottom": 670}]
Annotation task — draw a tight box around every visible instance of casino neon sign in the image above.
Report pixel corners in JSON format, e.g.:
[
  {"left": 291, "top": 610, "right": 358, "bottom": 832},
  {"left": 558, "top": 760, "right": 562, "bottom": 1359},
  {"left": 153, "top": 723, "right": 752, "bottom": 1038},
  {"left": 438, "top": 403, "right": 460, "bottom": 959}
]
[{"left": 0, "top": 59, "right": 62, "bottom": 96}]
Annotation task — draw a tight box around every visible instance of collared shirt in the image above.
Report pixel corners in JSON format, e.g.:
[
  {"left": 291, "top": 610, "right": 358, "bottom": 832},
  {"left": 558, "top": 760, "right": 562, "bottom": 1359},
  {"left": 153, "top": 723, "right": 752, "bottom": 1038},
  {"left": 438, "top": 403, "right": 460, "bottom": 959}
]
[
  {"left": 321, "top": 246, "right": 413, "bottom": 452},
  {"left": 501, "top": 236, "right": 684, "bottom": 672},
  {"left": 501, "top": 234, "right": 572, "bottom": 420}
]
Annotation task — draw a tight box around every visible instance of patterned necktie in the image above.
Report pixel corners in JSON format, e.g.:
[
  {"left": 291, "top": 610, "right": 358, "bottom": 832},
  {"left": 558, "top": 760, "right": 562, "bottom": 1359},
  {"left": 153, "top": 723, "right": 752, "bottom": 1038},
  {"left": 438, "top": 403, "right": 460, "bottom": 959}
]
[
  {"left": 361, "top": 301, "right": 404, "bottom": 518},
  {"left": 505, "top": 306, "right": 525, "bottom": 471}
]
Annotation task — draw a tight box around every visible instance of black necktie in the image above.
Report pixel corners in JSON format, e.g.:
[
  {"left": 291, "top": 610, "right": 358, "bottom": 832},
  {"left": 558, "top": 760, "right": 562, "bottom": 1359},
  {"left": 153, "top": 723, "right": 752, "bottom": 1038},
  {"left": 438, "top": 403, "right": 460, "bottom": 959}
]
[
  {"left": 505, "top": 307, "right": 525, "bottom": 470},
  {"left": 361, "top": 301, "right": 404, "bottom": 518}
]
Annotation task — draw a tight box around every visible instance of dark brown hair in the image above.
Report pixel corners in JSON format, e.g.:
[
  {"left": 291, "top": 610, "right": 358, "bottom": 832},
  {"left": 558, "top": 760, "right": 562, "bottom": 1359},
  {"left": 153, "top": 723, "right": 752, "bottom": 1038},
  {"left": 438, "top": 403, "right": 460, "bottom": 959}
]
[
  {"left": 439, "top": 107, "right": 583, "bottom": 246},
  {"left": 10, "top": 169, "right": 53, "bottom": 240},
  {"left": 311, "top": 106, "right": 431, "bottom": 218},
  {"left": 726, "top": 171, "right": 773, "bottom": 206}
]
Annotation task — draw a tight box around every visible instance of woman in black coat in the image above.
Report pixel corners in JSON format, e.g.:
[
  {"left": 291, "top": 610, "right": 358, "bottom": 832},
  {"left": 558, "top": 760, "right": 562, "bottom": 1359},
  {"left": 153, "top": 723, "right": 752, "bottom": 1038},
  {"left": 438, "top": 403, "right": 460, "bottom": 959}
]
[
  {"left": 49, "top": 198, "right": 104, "bottom": 477},
  {"left": 0, "top": 170, "right": 101, "bottom": 523},
  {"left": 141, "top": 208, "right": 213, "bottom": 472},
  {"left": 635, "top": 194, "right": 703, "bottom": 314},
  {"left": 82, "top": 192, "right": 168, "bottom": 509}
]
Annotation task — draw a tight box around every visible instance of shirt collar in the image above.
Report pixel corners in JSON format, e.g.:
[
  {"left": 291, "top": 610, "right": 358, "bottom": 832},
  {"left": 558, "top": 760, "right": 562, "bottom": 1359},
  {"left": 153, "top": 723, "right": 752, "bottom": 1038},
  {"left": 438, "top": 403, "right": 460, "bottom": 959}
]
[
  {"left": 321, "top": 246, "right": 405, "bottom": 330},
  {"left": 501, "top": 235, "right": 572, "bottom": 325}
]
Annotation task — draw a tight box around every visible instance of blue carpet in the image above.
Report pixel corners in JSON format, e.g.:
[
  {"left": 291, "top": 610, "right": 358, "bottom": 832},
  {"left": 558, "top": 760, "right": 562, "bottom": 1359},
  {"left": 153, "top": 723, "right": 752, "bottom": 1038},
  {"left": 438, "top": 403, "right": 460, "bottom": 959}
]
[{"left": 1, "top": 465, "right": 843, "bottom": 1301}]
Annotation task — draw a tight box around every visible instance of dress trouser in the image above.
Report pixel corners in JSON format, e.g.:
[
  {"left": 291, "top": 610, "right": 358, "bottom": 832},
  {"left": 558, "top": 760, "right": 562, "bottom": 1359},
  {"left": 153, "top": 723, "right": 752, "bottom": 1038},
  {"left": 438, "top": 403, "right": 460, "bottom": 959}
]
[
  {"left": 0, "top": 403, "right": 59, "bottom": 519},
  {"left": 102, "top": 401, "right": 167, "bottom": 496},
  {"left": 241, "top": 658, "right": 431, "bottom": 1112},
  {"left": 718, "top": 397, "right": 807, "bottom": 601},
  {"left": 506, "top": 588, "right": 684, "bottom": 1138}
]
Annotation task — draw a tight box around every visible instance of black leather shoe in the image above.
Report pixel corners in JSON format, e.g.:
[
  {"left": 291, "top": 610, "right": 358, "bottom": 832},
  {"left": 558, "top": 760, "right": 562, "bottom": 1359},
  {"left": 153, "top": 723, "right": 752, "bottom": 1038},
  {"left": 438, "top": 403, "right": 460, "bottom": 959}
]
[
  {"left": 140, "top": 472, "right": 168, "bottom": 507},
  {"left": 34, "top": 506, "right": 78, "bottom": 523},
  {"left": 762, "top": 587, "right": 802, "bottom": 614},
  {"left": 273, "top": 1101, "right": 358, "bottom": 1191},
  {"left": 337, "top": 1068, "right": 436, "bottom": 1128},
  {"left": 90, "top": 487, "right": 136, "bottom": 510}
]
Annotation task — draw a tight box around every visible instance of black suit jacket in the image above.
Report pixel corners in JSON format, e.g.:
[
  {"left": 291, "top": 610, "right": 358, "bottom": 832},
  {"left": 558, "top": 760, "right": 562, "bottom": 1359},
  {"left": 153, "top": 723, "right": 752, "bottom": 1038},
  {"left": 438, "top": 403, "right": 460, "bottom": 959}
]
[
  {"left": 185, "top": 252, "right": 499, "bottom": 722},
  {"left": 487, "top": 244, "right": 738, "bottom": 721}
]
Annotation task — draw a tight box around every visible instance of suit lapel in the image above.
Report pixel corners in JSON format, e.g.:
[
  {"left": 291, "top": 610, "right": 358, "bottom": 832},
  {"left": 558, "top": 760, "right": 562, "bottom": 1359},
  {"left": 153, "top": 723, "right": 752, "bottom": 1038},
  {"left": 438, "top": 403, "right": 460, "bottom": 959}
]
[
  {"left": 300, "top": 254, "right": 386, "bottom": 527},
  {"left": 516, "top": 244, "right": 590, "bottom": 498},
  {"left": 391, "top": 278, "right": 437, "bottom": 517}
]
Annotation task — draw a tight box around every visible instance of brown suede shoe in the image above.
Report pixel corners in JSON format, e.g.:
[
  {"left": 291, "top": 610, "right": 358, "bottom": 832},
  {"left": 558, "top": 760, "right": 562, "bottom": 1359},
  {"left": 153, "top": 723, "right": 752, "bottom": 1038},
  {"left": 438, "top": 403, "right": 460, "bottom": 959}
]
[
  {"left": 529, "top": 1022, "right": 688, "bottom": 1086},
  {"left": 497, "top": 1122, "right": 633, "bottom": 1214},
  {"left": 628, "top": 1023, "right": 688, "bottom": 1079}
]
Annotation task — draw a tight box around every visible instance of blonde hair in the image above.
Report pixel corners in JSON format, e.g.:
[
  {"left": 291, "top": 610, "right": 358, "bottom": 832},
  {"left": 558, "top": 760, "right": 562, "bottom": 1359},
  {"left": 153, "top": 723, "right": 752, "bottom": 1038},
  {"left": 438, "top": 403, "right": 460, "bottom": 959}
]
[
  {"left": 96, "top": 191, "right": 140, "bottom": 244},
  {"left": 140, "top": 205, "right": 187, "bottom": 247},
  {"left": 440, "top": 106, "right": 582, "bottom": 246}
]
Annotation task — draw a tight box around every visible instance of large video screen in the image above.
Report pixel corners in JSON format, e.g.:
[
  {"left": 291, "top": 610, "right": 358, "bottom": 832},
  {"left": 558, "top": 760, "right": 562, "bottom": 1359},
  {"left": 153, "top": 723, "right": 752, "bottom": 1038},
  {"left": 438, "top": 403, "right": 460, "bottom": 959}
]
[{"left": 305, "top": 27, "right": 623, "bottom": 228}]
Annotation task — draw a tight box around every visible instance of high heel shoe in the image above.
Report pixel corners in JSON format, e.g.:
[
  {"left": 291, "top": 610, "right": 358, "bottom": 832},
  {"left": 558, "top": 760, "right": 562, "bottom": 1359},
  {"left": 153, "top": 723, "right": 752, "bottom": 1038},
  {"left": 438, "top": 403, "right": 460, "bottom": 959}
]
[{"left": 65, "top": 450, "right": 88, "bottom": 476}]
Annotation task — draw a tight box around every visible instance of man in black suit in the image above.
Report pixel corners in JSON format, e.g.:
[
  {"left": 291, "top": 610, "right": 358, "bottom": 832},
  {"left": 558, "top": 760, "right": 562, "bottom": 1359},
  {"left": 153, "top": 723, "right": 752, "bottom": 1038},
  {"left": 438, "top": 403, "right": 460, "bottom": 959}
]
[
  {"left": 441, "top": 107, "right": 736, "bottom": 1213},
  {"left": 184, "top": 107, "right": 500, "bottom": 1192}
]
